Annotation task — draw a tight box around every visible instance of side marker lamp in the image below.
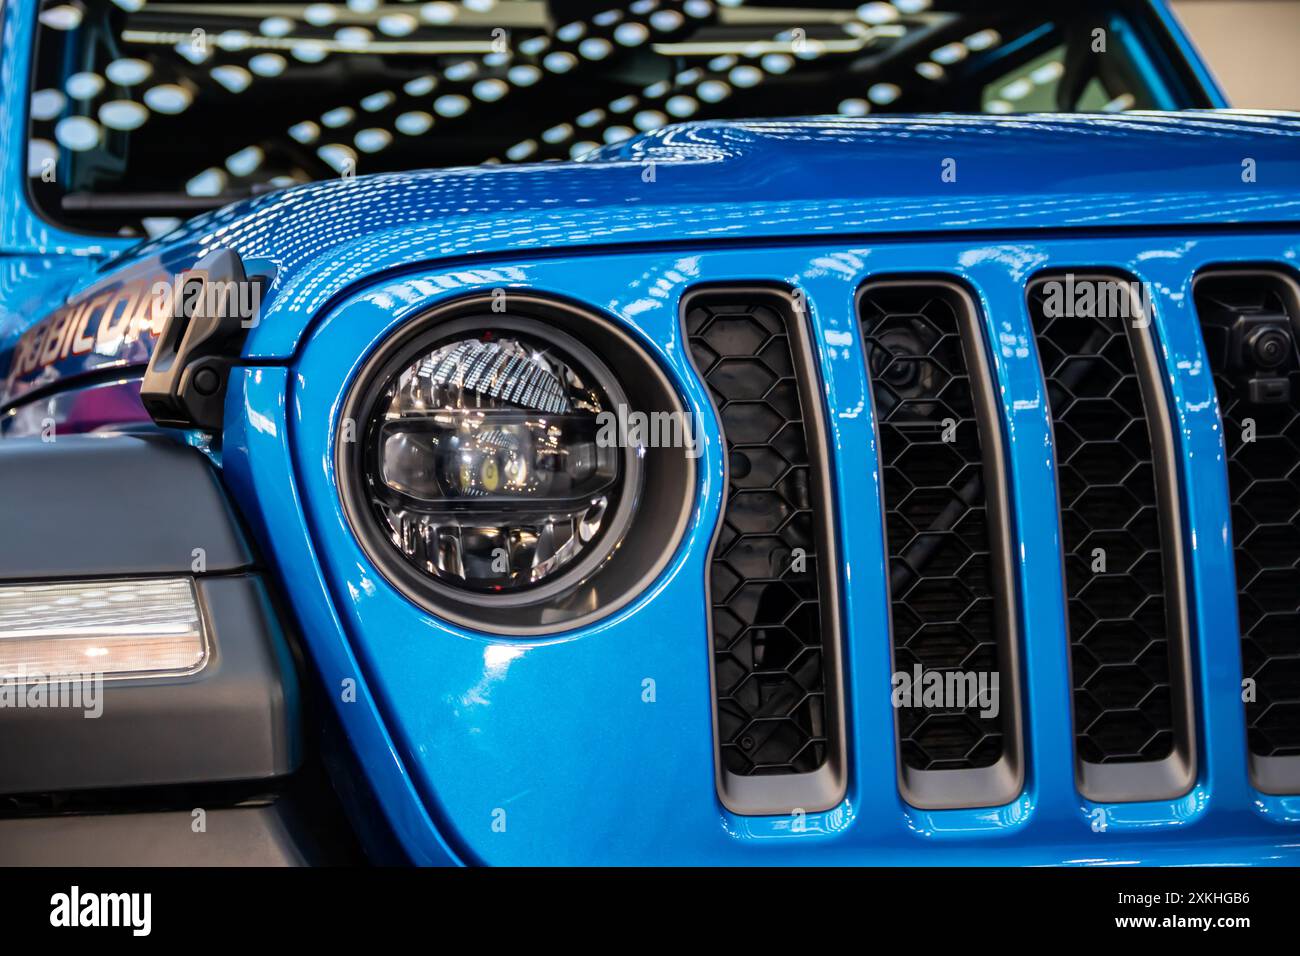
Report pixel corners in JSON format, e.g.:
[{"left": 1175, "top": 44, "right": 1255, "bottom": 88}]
[{"left": 0, "top": 578, "right": 208, "bottom": 680}]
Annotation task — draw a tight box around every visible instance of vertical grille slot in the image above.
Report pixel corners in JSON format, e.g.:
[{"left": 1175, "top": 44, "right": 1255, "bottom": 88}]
[
  {"left": 860, "top": 280, "right": 1022, "bottom": 810},
  {"left": 1028, "top": 273, "right": 1195, "bottom": 802},
  {"left": 685, "top": 288, "right": 845, "bottom": 815},
  {"left": 1194, "top": 269, "right": 1300, "bottom": 795}
]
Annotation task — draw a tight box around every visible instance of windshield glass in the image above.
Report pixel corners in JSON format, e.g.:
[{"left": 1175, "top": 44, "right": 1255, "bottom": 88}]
[{"left": 27, "top": 0, "right": 1167, "bottom": 237}]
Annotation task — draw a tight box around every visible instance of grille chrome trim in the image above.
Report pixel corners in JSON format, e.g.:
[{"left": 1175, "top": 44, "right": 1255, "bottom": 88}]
[
  {"left": 1028, "top": 272, "right": 1196, "bottom": 803},
  {"left": 859, "top": 278, "right": 1024, "bottom": 810},
  {"left": 685, "top": 286, "right": 847, "bottom": 816},
  {"left": 1193, "top": 267, "right": 1300, "bottom": 796}
]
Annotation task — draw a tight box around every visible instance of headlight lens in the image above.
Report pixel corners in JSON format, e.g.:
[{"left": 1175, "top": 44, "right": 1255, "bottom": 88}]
[
  {"left": 362, "top": 327, "right": 637, "bottom": 594},
  {"left": 339, "top": 295, "right": 694, "bottom": 635}
]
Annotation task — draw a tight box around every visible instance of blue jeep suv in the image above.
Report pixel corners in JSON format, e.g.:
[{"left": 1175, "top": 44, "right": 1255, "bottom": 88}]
[{"left": 1, "top": 0, "right": 1298, "bottom": 867}]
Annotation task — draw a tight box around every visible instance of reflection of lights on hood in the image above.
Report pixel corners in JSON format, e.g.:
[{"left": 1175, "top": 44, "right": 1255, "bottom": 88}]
[
  {"left": 459, "top": 643, "right": 527, "bottom": 707},
  {"left": 485, "top": 643, "right": 526, "bottom": 671}
]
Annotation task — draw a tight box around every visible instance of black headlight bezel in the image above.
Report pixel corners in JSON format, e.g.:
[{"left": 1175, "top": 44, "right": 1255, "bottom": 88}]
[{"left": 336, "top": 292, "right": 695, "bottom": 635}]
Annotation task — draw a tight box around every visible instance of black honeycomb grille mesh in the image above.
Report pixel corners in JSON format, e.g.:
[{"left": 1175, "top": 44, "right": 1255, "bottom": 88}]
[
  {"left": 1196, "top": 279, "right": 1300, "bottom": 758},
  {"left": 1028, "top": 282, "right": 1176, "bottom": 764},
  {"left": 861, "top": 286, "right": 1004, "bottom": 771},
  {"left": 687, "top": 297, "right": 829, "bottom": 776}
]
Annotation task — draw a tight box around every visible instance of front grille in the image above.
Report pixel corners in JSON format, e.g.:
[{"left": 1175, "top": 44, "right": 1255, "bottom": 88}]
[
  {"left": 1028, "top": 275, "right": 1193, "bottom": 793},
  {"left": 685, "top": 258, "right": 1293, "bottom": 816},
  {"left": 860, "top": 281, "right": 1020, "bottom": 799},
  {"left": 1194, "top": 272, "right": 1300, "bottom": 777},
  {"left": 685, "top": 291, "right": 842, "bottom": 792}
]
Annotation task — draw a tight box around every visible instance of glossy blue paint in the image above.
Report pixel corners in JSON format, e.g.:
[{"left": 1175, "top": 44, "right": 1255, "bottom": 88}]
[
  {"left": 0, "top": 255, "right": 96, "bottom": 361},
  {"left": 1146, "top": 0, "right": 1232, "bottom": 108},
  {"left": 0, "top": 254, "right": 180, "bottom": 407},
  {"left": 0, "top": 0, "right": 132, "bottom": 257},
  {"left": 222, "top": 366, "right": 460, "bottom": 865},
  {"left": 0, "top": 0, "right": 1227, "bottom": 265},
  {"left": 254, "top": 233, "right": 1300, "bottom": 865},
  {"left": 94, "top": 112, "right": 1300, "bottom": 366},
  {"left": 3, "top": 0, "right": 1295, "bottom": 863},
  {"left": 14, "top": 112, "right": 1300, "bottom": 401}
]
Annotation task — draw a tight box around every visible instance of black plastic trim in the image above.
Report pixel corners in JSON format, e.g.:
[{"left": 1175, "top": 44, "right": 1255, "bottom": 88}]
[
  {"left": 1028, "top": 271, "right": 1196, "bottom": 804},
  {"left": 685, "top": 285, "right": 847, "bottom": 816},
  {"left": 140, "top": 246, "right": 259, "bottom": 432},
  {"left": 1192, "top": 265, "right": 1300, "bottom": 796},
  {"left": 0, "top": 434, "right": 252, "bottom": 580},
  {"left": 0, "top": 802, "right": 335, "bottom": 866},
  {"left": 859, "top": 278, "right": 1025, "bottom": 810}
]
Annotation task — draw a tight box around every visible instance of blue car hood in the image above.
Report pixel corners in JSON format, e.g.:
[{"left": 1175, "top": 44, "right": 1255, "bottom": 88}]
[{"left": 5, "top": 111, "right": 1300, "bottom": 404}]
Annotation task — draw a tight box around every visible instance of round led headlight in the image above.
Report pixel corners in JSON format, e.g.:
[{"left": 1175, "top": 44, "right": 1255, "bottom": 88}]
[
  {"left": 338, "top": 295, "right": 694, "bottom": 634},
  {"left": 362, "top": 320, "right": 637, "bottom": 597}
]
